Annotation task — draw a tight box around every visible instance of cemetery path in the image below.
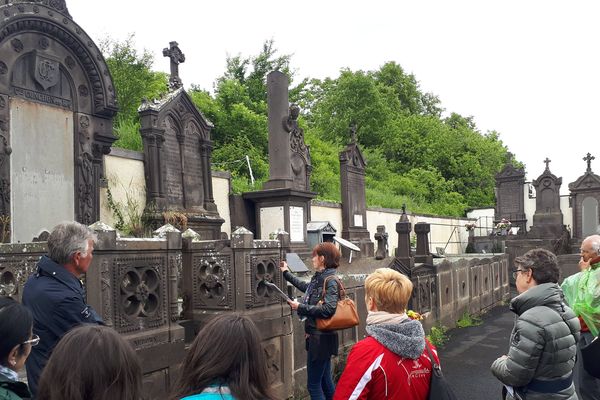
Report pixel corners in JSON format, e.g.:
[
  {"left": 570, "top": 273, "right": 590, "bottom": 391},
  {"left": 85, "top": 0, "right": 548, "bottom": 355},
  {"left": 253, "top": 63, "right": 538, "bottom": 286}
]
[{"left": 440, "top": 304, "right": 515, "bottom": 400}]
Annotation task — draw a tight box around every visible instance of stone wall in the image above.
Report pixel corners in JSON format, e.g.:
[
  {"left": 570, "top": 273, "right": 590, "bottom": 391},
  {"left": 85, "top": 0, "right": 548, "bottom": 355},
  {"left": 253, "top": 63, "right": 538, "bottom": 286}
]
[
  {"left": 100, "top": 151, "right": 232, "bottom": 237},
  {"left": 100, "top": 153, "right": 474, "bottom": 254}
]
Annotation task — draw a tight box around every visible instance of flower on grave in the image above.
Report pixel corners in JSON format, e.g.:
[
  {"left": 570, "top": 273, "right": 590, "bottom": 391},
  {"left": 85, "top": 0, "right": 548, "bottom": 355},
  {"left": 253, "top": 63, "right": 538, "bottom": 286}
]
[
  {"left": 495, "top": 218, "right": 512, "bottom": 230},
  {"left": 465, "top": 223, "right": 477, "bottom": 232},
  {"left": 407, "top": 310, "right": 424, "bottom": 321}
]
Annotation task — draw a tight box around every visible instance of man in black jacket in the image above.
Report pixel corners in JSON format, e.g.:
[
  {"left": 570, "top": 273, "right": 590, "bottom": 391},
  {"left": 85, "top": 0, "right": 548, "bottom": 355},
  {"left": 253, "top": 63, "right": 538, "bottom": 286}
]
[{"left": 22, "top": 221, "right": 103, "bottom": 396}]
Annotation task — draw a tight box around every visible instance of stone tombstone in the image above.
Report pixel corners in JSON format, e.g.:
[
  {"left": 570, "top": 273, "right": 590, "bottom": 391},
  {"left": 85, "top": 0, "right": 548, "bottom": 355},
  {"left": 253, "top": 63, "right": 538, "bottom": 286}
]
[
  {"left": 495, "top": 155, "right": 527, "bottom": 233},
  {"left": 569, "top": 153, "right": 600, "bottom": 239},
  {"left": 0, "top": 1, "right": 118, "bottom": 242},
  {"left": 243, "top": 71, "right": 315, "bottom": 254},
  {"left": 339, "top": 124, "right": 374, "bottom": 257},
  {"left": 139, "top": 42, "right": 223, "bottom": 239},
  {"left": 529, "top": 158, "right": 564, "bottom": 238}
]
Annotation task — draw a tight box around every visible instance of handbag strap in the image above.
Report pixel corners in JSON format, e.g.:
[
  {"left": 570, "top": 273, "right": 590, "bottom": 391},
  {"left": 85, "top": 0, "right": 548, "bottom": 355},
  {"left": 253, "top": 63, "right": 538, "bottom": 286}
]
[
  {"left": 320, "top": 275, "right": 346, "bottom": 301},
  {"left": 424, "top": 340, "right": 440, "bottom": 370}
]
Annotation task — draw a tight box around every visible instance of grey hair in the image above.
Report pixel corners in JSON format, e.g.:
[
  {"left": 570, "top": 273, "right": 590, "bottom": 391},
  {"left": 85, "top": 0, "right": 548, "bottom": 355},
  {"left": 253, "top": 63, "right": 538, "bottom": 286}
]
[
  {"left": 47, "top": 222, "right": 98, "bottom": 265},
  {"left": 588, "top": 234, "right": 600, "bottom": 254}
]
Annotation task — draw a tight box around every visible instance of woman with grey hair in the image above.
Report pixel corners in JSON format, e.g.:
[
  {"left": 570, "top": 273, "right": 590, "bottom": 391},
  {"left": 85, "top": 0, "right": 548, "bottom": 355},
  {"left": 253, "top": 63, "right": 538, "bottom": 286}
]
[{"left": 491, "top": 248, "right": 580, "bottom": 400}]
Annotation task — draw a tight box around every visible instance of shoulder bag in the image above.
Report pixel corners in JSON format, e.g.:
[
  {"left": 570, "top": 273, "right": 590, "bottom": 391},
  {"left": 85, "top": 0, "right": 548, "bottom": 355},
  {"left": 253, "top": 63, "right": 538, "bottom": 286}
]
[
  {"left": 316, "top": 275, "right": 359, "bottom": 331},
  {"left": 425, "top": 340, "right": 460, "bottom": 400},
  {"left": 580, "top": 335, "right": 600, "bottom": 378}
]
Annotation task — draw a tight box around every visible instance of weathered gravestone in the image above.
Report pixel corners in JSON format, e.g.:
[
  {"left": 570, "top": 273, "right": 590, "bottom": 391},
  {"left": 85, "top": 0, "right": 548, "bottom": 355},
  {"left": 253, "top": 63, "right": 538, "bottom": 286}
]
[
  {"left": 0, "top": 0, "right": 118, "bottom": 242},
  {"left": 243, "top": 71, "right": 315, "bottom": 254},
  {"left": 495, "top": 153, "right": 527, "bottom": 234},
  {"left": 139, "top": 42, "right": 223, "bottom": 239},
  {"left": 339, "top": 124, "right": 374, "bottom": 257},
  {"left": 569, "top": 153, "right": 600, "bottom": 239},
  {"left": 528, "top": 158, "right": 565, "bottom": 239}
]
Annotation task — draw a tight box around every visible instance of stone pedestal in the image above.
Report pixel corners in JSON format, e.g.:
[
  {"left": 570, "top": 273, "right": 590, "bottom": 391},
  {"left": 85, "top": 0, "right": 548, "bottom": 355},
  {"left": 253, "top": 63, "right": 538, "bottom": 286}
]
[
  {"left": 243, "top": 188, "right": 315, "bottom": 255},
  {"left": 414, "top": 222, "right": 433, "bottom": 264}
]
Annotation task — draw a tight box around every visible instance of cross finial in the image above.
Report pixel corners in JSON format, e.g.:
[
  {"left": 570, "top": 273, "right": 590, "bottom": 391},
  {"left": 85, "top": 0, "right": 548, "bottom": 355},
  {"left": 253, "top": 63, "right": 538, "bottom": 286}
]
[
  {"left": 400, "top": 203, "right": 409, "bottom": 222},
  {"left": 584, "top": 152, "right": 595, "bottom": 173},
  {"left": 349, "top": 122, "right": 357, "bottom": 144},
  {"left": 543, "top": 157, "right": 551, "bottom": 171},
  {"left": 163, "top": 41, "right": 185, "bottom": 91}
]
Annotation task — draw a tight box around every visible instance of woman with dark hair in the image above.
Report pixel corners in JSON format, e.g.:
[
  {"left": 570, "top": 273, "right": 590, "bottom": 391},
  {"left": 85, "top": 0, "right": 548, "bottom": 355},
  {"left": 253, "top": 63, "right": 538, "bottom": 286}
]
[
  {"left": 491, "top": 248, "right": 580, "bottom": 400},
  {"left": 37, "top": 325, "right": 142, "bottom": 400},
  {"left": 280, "top": 242, "right": 341, "bottom": 400},
  {"left": 170, "top": 314, "right": 278, "bottom": 400},
  {"left": 0, "top": 296, "right": 36, "bottom": 400}
]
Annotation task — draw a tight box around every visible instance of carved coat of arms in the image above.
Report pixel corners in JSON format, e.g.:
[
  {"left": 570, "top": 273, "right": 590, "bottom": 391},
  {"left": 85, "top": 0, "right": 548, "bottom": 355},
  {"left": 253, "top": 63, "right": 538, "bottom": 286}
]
[{"left": 33, "top": 53, "right": 60, "bottom": 91}]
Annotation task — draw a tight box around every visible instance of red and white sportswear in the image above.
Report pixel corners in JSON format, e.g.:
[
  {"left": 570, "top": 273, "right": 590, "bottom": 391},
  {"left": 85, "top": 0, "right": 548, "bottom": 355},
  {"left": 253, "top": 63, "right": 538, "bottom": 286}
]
[{"left": 334, "top": 336, "right": 439, "bottom": 400}]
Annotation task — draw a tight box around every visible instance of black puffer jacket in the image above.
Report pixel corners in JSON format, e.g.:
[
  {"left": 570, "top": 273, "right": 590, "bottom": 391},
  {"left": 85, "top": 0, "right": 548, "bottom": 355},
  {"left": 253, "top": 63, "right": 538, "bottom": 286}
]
[{"left": 283, "top": 268, "right": 339, "bottom": 334}]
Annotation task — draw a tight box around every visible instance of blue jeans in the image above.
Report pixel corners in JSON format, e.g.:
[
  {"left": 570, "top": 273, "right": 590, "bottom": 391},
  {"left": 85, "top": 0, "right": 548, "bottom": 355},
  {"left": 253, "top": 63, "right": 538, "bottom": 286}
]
[{"left": 306, "top": 356, "right": 335, "bottom": 400}]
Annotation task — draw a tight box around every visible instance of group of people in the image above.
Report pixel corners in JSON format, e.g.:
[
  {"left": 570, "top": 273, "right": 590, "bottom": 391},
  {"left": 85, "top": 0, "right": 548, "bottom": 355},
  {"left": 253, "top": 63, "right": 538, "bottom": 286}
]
[{"left": 0, "top": 221, "right": 598, "bottom": 400}]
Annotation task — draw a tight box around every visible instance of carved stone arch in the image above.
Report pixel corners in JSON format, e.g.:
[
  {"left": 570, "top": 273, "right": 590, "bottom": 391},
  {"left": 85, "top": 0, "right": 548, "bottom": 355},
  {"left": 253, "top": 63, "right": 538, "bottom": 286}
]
[
  {"left": 0, "top": 2, "right": 117, "bottom": 241},
  {"left": 0, "top": 4, "right": 117, "bottom": 116},
  {"left": 164, "top": 113, "right": 182, "bottom": 137},
  {"left": 184, "top": 118, "right": 206, "bottom": 141}
]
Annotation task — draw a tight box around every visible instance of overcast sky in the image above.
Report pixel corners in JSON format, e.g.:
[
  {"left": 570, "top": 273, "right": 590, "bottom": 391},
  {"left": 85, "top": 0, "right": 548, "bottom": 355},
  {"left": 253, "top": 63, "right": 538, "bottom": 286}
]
[{"left": 68, "top": 0, "right": 600, "bottom": 193}]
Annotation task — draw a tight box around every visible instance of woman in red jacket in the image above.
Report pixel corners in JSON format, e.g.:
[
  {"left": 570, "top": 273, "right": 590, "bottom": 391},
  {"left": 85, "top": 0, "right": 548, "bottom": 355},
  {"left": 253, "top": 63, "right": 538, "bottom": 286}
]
[{"left": 334, "top": 268, "right": 439, "bottom": 400}]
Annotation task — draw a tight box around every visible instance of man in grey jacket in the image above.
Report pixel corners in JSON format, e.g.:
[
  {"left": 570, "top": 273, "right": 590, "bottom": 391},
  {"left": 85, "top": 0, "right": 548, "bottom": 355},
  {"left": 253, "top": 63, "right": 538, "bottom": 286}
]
[{"left": 491, "top": 248, "right": 580, "bottom": 400}]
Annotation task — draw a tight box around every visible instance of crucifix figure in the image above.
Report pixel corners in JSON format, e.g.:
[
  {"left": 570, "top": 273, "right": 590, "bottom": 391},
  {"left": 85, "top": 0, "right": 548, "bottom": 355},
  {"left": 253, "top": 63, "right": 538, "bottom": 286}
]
[
  {"left": 163, "top": 41, "right": 185, "bottom": 91},
  {"left": 583, "top": 152, "right": 595, "bottom": 173},
  {"left": 543, "top": 157, "right": 551, "bottom": 171}
]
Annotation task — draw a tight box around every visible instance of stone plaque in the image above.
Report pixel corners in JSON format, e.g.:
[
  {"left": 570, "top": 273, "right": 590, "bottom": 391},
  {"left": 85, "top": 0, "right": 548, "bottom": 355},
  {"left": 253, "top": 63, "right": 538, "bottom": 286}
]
[
  {"left": 260, "top": 206, "right": 284, "bottom": 240},
  {"left": 10, "top": 98, "right": 74, "bottom": 242},
  {"left": 354, "top": 214, "right": 363, "bottom": 227},
  {"left": 289, "top": 206, "right": 304, "bottom": 242}
]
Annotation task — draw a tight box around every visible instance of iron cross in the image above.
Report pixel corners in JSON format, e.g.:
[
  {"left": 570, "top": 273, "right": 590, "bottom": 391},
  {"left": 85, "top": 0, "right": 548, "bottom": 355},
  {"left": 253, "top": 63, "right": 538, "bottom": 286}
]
[{"left": 583, "top": 152, "right": 595, "bottom": 172}]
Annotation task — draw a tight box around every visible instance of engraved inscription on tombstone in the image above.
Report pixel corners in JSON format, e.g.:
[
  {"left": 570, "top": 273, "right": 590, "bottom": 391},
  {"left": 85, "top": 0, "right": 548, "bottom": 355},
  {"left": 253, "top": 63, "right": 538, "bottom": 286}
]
[{"left": 289, "top": 206, "right": 304, "bottom": 242}]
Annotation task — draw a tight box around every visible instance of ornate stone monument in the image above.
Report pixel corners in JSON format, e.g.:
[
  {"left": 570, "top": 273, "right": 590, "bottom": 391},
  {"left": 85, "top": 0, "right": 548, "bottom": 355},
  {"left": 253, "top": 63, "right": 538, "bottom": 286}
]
[
  {"left": 339, "top": 124, "right": 374, "bottom": 257},
  {"left": 0, "top": 0, "right": 118, "bottom": 242},
  {"left": 528, "top": 158, "right": 565, "bottom": 238},
  {"left": 139, "top": 42, "right": 223, "bottom": 239},
  {"left": 243, "top": 71, "right": 315, "bottom": 253},
  {"left": 569, "top": 153, "right": 600, "bottom": 239},
  {"left": 495, "top": 154, "right": 526, "bottom": 234}
]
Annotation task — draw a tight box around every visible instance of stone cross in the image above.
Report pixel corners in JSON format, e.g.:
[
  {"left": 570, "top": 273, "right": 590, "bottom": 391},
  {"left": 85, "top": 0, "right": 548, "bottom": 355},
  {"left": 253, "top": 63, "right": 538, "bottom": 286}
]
[
  {"left": 349, "top": 123, "right": 357, "bottom": 144},
  {"left": 163, "top": 41, "right": 185, "bottom": 91},
  {"left": 584, "top": 152, "right": 595, "bottom": 173},
  {"left": 543, "top": 157, "right": 551, "bottom": 171}
]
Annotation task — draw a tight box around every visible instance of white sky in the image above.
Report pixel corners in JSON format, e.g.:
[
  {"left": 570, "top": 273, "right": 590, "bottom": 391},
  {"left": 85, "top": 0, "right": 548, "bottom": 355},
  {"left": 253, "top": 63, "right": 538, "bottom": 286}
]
[{"left": 68, "top": 0, "right": 600, "bottom": 193}]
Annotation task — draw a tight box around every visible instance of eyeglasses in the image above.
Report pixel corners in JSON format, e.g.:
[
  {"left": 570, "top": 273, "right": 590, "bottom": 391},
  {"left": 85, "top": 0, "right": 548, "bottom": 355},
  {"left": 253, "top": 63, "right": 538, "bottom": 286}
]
[
  {"left": 22, "top": 334, "right": 40, "bottom": 347},
  {"left": 512, "top": 269, "right": 525, "bottom": 279}
]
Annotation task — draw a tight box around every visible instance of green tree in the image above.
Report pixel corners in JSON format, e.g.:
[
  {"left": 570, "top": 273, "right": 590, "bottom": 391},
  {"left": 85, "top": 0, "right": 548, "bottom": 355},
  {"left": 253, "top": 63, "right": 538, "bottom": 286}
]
[{"left": 101, "top": 35, "right": 168, "bottom": 150}]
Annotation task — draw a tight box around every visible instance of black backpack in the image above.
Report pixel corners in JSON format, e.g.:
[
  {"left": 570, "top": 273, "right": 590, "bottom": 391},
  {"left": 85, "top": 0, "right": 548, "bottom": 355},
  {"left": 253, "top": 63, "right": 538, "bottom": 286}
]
[{"left": 425, "top": 341, "right": 460, "bottom": 400}]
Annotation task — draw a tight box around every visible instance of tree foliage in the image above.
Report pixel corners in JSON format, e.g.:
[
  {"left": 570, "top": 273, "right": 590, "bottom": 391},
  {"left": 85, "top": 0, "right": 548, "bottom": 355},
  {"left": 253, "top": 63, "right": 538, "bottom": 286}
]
[
  {"left": 108, "top": 38, "right": 516, "bottom": 216},
  {"left": 101, "top": 35, "right": 168, "bottom": 150}
]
